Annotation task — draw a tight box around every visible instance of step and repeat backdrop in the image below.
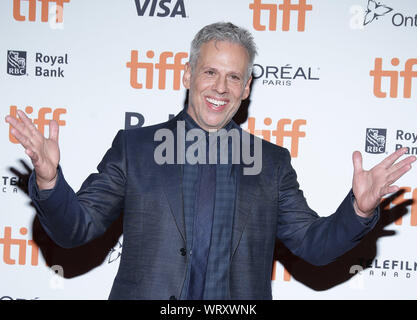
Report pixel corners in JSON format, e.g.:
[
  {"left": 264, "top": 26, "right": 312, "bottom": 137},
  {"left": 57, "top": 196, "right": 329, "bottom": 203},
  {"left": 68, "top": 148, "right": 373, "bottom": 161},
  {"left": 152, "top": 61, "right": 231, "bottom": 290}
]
[{"left": 0, "top": 0, "right": 416, "bottom": 300}]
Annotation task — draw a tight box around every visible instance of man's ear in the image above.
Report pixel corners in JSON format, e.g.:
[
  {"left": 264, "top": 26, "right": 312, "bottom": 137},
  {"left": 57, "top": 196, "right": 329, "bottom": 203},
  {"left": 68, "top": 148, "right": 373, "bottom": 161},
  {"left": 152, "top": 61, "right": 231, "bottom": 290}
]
[
  {"left": 242, "top": 75, "right": 252, "bottom": 100},
  {"left": 183, "top": 62, "right": 191, "bottom": 89}
]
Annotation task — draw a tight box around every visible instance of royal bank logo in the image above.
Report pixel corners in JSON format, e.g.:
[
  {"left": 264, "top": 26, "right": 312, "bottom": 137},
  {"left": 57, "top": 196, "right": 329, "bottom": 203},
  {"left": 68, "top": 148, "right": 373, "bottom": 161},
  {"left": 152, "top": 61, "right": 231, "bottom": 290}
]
[
  {"left": 7, "top": 50, "right": 27, "bottom": 76},
  {"left": 365, "top": 128, "right": 387, "bottom": 154}
]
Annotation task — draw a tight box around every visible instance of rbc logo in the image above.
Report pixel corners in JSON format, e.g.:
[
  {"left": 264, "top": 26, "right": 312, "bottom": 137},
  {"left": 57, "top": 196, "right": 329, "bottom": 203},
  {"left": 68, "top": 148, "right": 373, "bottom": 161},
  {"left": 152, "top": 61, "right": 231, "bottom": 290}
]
[
  {"left": 365, "top": 128, "right": 387, "bottom": 154},
  {"left": 134, "top": 0, "right": 187, "bottom": 18},
  {"left": 7, "top": 50, "right": 26, "bottom": 76}
]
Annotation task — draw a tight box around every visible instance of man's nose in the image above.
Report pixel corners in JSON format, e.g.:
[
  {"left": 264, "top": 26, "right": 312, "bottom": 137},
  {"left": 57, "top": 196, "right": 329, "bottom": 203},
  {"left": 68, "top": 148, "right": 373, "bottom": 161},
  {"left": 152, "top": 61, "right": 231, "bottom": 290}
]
[{"left": 213, "top": 75, "right": 228, "bottom": 94}]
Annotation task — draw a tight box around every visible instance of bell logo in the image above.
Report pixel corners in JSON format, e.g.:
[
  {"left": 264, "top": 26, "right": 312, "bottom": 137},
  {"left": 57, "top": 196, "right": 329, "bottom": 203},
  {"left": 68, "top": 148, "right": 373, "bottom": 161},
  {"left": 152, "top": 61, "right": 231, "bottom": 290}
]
[
  {"left": 0, "top": 226, "right": 39, "bottom": 266},
  {"left": 126, "top": 50, "right": 188, "bottom": 90},
  {"left": 370, "top": 58, "right": 417, "bottom": 98},
  {"left": 249, "top": 0, "right": 312, "bottom": 31},
  {"left": 134, "top": 0, "right": 187, "bottom": 18},
  {"left": 8, "top": 106, "right": 66, "bottom": 144},
  {"left": 13, "top": 0, "right": 70, "bottom": 22},
  {"left": 246, "top": 117, "right": 306, "bottom": 158}
]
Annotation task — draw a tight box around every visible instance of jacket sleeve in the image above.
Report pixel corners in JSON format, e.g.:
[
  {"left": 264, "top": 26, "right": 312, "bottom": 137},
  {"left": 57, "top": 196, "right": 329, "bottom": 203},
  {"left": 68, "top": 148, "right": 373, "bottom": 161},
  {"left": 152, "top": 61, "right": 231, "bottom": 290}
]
[
  {"left": 276, "top": 149, "right": 379, "bottom": 266},
  {"left": 28, "top": 130, "right": 126, "bottom": 248}
]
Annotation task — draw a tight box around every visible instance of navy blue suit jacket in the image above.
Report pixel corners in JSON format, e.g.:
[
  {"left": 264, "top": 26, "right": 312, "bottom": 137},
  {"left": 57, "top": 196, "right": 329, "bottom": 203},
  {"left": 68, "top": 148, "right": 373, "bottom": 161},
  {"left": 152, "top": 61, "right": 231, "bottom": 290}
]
[{"left": 29, "top": 112, "right": 378, "bottom": 299}]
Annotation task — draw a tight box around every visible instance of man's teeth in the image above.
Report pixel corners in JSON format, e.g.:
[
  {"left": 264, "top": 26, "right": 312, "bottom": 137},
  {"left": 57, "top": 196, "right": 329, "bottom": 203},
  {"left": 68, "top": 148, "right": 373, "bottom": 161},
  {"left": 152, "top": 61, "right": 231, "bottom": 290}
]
[{"left": 206, "top": 97, "right": 227, "bottom": 107}]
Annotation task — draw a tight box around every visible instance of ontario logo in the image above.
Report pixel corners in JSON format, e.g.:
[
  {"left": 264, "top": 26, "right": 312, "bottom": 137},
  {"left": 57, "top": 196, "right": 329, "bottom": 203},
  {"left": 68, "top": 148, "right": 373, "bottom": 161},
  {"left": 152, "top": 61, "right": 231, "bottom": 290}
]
[
  {"left": 363, "top": 0, "right": 393, "bottom": 26},
  {"left": 365, "top": 128, "right": 387, "bottom": 154},
  {"left": 7, "top": 50, "right": 27, "bottom": 76},
  {"left": 350, "top": 0, "right": 417, "bottom": 29}
]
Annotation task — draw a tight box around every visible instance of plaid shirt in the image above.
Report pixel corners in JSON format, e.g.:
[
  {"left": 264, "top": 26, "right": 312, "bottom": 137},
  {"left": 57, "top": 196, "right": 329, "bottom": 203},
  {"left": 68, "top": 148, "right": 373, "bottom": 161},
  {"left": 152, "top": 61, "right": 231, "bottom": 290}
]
[{"left": 180, "top": 111, "right": 237, "bottom": 300}]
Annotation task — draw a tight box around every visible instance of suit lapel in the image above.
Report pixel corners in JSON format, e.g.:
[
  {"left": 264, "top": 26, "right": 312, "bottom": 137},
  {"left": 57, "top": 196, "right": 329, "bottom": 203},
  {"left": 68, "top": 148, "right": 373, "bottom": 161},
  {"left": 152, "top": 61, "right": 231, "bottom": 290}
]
[
  {"left": 160, "top": 162, "right": 186, "bottom": 242},
  {"left": 158, "top": 112, "right": 186, "bottom": 242},
  {"left": 231, "top": 163, "right": 258, "bottom": 258}
]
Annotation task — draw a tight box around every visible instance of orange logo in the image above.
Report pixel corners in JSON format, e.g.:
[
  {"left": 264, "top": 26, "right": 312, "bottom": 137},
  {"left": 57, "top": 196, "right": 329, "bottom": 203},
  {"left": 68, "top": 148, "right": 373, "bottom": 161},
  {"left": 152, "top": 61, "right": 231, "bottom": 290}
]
[
  {"left": 382, "top": 187, "right": 417, "bottom": 226},
  {"left": 126, "top": 50, "right": 188, "bottom": 90},
  {"left": 13, "top": 0, "right": 70, "bottom": 22},
  {"left": 272, "top": 262, "right": 292, "bottom": 281},
  {"left": 8, "top": 105, "right": 66, "bottom": 144},
  {"left": 246, "top": 117, "right": 306, "bottom": 157},
  {"left": 370, "top": 58, "right": 417, "bottom": 98},
  {"left": 0, "top": 226, "right": 39, "bottom": 266},
  {"left": 249, "top": 0, "right": 312, "bottom": 31}
]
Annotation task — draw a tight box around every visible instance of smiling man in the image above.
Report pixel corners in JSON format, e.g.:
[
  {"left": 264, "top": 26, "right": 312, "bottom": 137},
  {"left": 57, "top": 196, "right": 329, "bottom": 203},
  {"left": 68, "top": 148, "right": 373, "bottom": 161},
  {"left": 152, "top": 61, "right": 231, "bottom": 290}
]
[
  {"left": 5, "top": 22, "right": 416, "bottom": 300},
  {"left": 183, "top": 39, "right": 252, "bottom": 131}
]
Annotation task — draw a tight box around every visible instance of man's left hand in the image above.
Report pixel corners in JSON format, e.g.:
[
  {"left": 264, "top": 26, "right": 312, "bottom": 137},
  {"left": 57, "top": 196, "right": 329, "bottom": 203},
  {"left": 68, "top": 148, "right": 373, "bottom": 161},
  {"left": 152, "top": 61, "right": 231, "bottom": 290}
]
[{"left": 352, "top": 148, "right": 416, "bottom": 218}]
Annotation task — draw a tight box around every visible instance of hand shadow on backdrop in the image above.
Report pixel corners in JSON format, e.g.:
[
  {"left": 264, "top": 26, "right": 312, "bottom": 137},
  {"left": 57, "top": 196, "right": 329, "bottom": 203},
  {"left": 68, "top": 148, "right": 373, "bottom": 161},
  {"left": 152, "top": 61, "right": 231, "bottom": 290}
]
[
  {"left": 9, "top": 160, "right": 123, "bottom": 279},
  {"left": 273, "top": 190, "right": 414, "bottom": 291}
]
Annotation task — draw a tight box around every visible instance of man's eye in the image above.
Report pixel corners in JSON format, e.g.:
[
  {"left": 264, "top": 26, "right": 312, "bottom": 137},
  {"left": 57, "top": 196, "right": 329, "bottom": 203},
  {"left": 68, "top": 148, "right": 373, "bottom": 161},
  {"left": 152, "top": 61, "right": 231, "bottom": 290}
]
[
  {"left": 230, "top": 75, "right": 241, "bottom": 81},
  {"left": 205, "top": 70, "right": 215, "bottom": 76}
]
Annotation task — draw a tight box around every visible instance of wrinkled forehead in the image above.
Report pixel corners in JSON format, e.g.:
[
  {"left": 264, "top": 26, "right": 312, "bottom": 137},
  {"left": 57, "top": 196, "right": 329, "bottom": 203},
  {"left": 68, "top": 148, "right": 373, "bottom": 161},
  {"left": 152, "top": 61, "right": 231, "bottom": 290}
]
[{"left": 195, "top": 40, "right": 250, "bottom": 74}]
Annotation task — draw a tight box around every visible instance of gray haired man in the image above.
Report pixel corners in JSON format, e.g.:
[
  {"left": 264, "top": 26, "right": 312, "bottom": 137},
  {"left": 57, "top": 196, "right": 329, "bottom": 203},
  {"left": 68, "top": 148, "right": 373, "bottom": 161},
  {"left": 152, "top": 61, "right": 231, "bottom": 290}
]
[{"left": 5, "top": 22, "right": 415, "bottom": 299}]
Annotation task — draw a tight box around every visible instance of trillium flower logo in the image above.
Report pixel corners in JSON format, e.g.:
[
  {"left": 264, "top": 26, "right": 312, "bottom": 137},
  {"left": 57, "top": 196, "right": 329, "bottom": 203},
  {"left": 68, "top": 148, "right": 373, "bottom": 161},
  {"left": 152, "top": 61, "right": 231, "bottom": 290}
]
[
  {"left": 363, "top": 0, "right": 393, "bottom": 25},
  {"left": 108, "top": 240, "right": 122, "bottom": 263}
]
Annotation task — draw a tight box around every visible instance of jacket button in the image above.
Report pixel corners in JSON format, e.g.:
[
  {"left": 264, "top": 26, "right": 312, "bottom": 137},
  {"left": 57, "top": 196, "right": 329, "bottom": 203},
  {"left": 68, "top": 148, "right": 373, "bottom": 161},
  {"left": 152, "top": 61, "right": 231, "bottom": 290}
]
[
  {"left": 180, "top": 248, "right": 186, "bottom": 256},
  {"left": 169, "top": 295, "right": 177, "bottom": 300}
]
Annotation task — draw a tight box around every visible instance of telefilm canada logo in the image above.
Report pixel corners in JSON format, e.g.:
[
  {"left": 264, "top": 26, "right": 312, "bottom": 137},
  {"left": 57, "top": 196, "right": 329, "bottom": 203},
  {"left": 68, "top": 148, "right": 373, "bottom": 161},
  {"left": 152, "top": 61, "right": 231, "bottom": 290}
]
[
  {"left": 365, "top": 128, "right": 387, "bottom": 154},
  {"left": 7, "top": 50, "right": 27, "bottom": 76}
]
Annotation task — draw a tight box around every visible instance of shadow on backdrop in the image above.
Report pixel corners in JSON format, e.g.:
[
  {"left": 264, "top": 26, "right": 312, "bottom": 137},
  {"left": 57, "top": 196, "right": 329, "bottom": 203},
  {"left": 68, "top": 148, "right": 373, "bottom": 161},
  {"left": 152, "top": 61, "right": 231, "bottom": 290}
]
[
  {"left": 273, "top": 189, "right": 413, "bottom": 291},
  {"left": 10, "top": 159, "right": 123, "bottom": 279}
]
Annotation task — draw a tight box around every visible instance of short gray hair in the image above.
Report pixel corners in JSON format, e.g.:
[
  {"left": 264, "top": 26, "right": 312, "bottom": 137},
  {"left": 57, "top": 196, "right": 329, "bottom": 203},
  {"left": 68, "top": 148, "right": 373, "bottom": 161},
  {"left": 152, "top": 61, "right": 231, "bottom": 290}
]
[{"left": 189, "top": 22, "right": 257, "bottom": 81}]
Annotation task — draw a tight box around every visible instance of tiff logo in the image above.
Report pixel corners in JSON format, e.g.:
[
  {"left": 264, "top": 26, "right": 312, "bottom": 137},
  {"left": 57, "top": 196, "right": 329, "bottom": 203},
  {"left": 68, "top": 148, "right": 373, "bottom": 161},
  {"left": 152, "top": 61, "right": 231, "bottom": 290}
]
[
  {"left": 126, "top": 50, "right": 188, "bottom": 90},
  {"left": 370, "top": 58, "right": 417, "bottom": 98},
  {"left": 246, "top": 117, "right": 306, "bottom": 158},
  {"left": 134, "top": 0, "right": 187, "bottom": 18},
  {"left": 0, "top": 226, "right": 39, "bottom": 266},
  {"left": 249, "top": 0, "right": 312, "bottom": 31},
  {"left": 8, "top": 106, "right": 66, "bottom": 144},
  {"left": 382, "top": 187, "right": 417, "bottom": 227},
  {"left": 13, "top": 0, "right": 70, "bottom": 22}
]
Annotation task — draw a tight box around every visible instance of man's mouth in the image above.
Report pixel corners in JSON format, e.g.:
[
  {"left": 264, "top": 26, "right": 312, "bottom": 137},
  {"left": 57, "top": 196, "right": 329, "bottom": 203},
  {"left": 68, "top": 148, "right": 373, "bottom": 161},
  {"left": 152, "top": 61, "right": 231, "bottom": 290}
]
[{"left": 205, "top": 97, "right": 228, "bottom": 111}]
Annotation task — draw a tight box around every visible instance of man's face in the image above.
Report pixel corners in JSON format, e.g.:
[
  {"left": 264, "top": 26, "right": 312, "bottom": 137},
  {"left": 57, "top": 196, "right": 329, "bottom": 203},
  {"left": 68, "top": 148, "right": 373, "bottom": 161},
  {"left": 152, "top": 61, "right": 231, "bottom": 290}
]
[{"left": 183, "top": 40, "right": 252, "bottom": 131}]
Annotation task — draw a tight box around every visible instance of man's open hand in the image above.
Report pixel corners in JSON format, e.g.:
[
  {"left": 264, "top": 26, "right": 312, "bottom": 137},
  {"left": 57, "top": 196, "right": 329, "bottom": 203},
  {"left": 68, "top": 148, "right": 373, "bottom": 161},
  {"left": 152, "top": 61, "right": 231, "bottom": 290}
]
[
  {"left": 5, "top": 109, "right": 60, "bottom": 190},
  {"left": 352, "top": 148, "right": 416, "bottom": 217}
]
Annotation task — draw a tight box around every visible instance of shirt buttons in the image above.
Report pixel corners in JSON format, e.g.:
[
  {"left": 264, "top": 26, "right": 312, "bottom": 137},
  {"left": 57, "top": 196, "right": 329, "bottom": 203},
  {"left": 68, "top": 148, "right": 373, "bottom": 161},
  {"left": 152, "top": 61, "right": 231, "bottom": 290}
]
[{"left": 180, "top": 248, "right": 186, "bottom": 256}]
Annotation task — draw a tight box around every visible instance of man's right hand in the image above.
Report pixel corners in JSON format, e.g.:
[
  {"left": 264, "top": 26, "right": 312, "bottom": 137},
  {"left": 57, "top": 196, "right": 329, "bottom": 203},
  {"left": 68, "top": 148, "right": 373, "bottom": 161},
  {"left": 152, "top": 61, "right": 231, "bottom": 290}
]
[{"left": 5, "top": 109, "right": 60, "bottom": 190}]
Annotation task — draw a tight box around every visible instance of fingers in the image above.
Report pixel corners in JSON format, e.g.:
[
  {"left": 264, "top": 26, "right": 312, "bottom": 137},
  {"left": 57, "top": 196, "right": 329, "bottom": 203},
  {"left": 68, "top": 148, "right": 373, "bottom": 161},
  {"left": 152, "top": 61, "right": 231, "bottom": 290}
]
[
  {"left": 5, "top": 110, "right": 44, "bottom": 163},
  {"left": 352, "top": 151, "right": 363, "bottom": 173},
  {"left": 6, "top": 110, "right": 41, "bottom": 147},
  {"left": 380, "top": 147, "right": 409, "bottom": 169},
  {"left": 49, "top": 120, "right": 59, "bottom": 142},
  {"left": 387, "top": 156, "right": 416, "bottom": 185}
]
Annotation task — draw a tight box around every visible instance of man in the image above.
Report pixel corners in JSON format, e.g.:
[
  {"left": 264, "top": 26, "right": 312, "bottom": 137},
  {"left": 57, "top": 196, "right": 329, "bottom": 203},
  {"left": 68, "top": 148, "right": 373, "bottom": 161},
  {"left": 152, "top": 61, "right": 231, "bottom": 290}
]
[{"left": 5, "top": 22, "right": 416, "bottom": 300}]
